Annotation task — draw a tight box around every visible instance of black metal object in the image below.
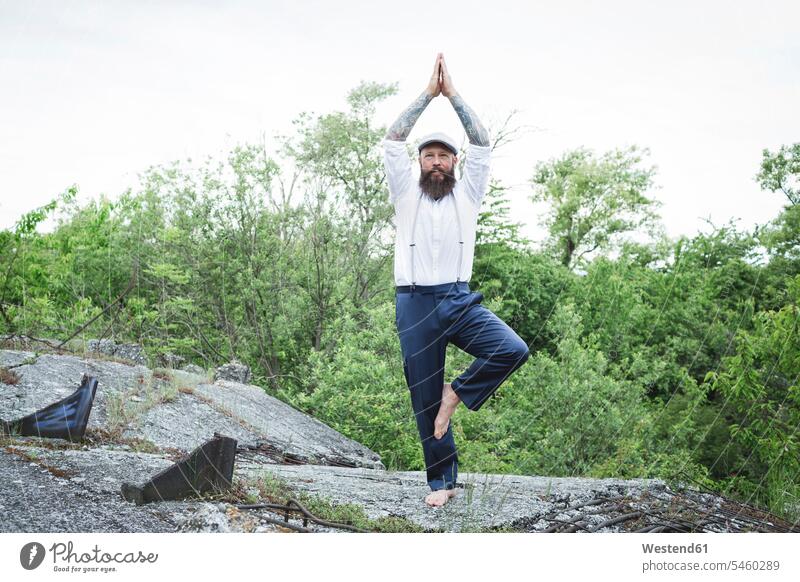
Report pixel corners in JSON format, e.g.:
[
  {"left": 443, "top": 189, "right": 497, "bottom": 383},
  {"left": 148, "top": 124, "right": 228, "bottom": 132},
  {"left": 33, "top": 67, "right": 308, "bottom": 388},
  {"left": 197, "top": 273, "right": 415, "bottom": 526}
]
[
  {"left": 1, "top": 374, "right": 98, "bottom": 442},
  {"left": 121, "top": 434, "right": 237, "bottom": 505},
  {"left": 237, "top": 498, "right": 369, "bottom": 533}
]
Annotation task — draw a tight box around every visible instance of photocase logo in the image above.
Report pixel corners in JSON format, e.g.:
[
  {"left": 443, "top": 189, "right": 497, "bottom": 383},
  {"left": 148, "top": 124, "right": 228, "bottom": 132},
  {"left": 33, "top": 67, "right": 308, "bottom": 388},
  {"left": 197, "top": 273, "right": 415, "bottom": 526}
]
[{"left": 20, "top": 542, "right": 46, "bottom": 570}]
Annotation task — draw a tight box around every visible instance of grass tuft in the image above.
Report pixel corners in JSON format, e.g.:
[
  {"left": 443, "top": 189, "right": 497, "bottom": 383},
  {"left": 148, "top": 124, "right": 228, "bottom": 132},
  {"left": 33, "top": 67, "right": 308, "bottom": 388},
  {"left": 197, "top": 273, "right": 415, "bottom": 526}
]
[{"left": 0, "top": 367, "right": 21, "bottom": 385}]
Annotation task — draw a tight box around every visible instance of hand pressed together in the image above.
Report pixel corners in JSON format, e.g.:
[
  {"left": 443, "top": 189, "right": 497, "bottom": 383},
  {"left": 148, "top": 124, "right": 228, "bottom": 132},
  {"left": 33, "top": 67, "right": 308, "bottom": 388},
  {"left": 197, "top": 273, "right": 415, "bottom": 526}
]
[{"left": 425, "top": 53, "right": 458, "bottom": 99}]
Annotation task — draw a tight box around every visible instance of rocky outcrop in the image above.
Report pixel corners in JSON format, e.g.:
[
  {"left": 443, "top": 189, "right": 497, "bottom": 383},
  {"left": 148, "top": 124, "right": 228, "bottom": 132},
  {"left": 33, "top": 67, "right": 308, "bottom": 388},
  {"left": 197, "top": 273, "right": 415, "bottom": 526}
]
[
  {"left": 214, "top": 360, "right": 251, "bottom": 384},
  {"left": 158, "top": 353, "right": 186, "bottom": 369},
  {"left": 0, "top": 350, "right": 382, "bottom": 468},
  {"left": 181, "top": 363, "right": 205, "bottom": 376},
  {"left": 2, "top": 348, "right": 794, "bottom": 533},
  {"left": 87, "top": 339, "right": 148, "bottom": 366},
  {"left": 235, "top": 457, "right": 663, "bottom": 532}
]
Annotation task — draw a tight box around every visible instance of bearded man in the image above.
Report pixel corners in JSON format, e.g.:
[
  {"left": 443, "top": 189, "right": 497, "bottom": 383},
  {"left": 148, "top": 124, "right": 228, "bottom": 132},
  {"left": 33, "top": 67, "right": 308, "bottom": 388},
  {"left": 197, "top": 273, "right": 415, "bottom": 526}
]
[{"left": 383, "top": 53, "right": 530, "bottom": 507}]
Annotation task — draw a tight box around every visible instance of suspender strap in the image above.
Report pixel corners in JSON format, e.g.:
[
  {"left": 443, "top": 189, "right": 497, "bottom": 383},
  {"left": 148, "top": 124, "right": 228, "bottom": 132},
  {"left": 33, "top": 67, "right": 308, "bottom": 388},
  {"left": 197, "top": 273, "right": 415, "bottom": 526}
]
[
  {"left": 452, "top": 197, "right": 464, "bottom": 283},
  {"left": 409, "top": 194, "right": 424, "bottom": 290},
  {"left": 409, "top": 192, "right": 464, "bottom": 288}
]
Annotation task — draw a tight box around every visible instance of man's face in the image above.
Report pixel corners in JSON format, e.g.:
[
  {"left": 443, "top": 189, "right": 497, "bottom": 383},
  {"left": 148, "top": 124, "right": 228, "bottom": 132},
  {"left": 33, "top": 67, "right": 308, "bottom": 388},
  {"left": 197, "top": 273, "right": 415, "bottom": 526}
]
[
  {"left": 418, "top": 144, "right": 458, "bottom": 200},
  {"left": 419, "top": 144, "right": 456, "bottom": 179}
]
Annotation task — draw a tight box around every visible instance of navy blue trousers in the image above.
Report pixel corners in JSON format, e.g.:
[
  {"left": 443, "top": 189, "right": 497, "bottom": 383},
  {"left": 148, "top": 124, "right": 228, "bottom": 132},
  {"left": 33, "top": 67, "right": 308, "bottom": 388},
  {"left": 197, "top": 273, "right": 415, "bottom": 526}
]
[{"left": 395, "top": 281, "right": 530, "bottom": 491}]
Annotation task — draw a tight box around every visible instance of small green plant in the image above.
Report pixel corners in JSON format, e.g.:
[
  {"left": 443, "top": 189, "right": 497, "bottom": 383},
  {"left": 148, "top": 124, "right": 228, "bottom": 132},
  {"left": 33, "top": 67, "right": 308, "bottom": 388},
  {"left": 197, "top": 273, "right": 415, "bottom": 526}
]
[
  {"left": 128, "top": 438, "right": 161, "bottom": 454},
  {"left": 254, "top": 473, "right": 293, "bottom": 500},
  {"left": 105, "top": 391, "right": 137, "bottom": 437},
  {"left": 171, "top": 370, "right": 205, "bottom": 395},
  {"left": 151, "top": 378, "right": 179, "bottom": 405},
  {"left": 21, "top": 354, "right": 38, "bottom": 366}
]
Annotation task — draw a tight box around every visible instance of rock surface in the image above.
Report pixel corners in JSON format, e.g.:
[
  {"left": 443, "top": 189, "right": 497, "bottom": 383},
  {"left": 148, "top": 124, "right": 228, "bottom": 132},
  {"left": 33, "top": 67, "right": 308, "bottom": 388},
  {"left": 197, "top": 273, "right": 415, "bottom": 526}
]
[
  {"left": 3, "top": 348, "right": 790, "bottom": 534},
  {"left": 214, "top": 359, "right": 251, "bottom": 384},
  {"left": 158, "top": 353, "right": 186, "bottom": 369},
  {"left": 237, "top": 458, "right": 661, "bottom": 532},
  {"left": 0, "top": 350, "right": 381, "bottom": 468},
  {"left": 0, "top": 447, "right": 174, "bottom": 533},
  {"left": 181, "top": 363, "right": 206, "bottom": 376},
  {"left": 193, "top": 378, "right": 383, "bottom": 468},
  {"left": 87, "top": 339, "right": 148, "bottom": 366}
]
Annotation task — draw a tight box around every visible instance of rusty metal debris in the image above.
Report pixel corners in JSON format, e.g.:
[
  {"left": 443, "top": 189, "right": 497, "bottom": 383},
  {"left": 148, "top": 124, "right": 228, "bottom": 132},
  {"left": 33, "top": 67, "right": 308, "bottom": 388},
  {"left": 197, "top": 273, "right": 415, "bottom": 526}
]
[
  {"left": 237, "top": 498, "right": 368, "bottom": 533},
  {"left": 516, "top": 488, "right": 800, "bottom": 533},
  {"left": 236, "top": 441, "right": 359, "bottom": 468},
  {"left": 1, "top": 374, "right": 98, "bottom": 442},
  {"left": 121, "top": 434, "right": 237, "bottom": 505}
]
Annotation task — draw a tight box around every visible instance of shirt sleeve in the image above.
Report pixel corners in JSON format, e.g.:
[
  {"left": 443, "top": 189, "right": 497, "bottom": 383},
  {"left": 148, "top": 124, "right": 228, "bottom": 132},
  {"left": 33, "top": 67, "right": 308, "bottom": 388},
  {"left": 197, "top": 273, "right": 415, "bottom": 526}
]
[
  {"left": 382, "top": 139, "right": 415, "bottom": 204},
  {"left": 460, "top": 143, "right": 492, "bottom": 206}
]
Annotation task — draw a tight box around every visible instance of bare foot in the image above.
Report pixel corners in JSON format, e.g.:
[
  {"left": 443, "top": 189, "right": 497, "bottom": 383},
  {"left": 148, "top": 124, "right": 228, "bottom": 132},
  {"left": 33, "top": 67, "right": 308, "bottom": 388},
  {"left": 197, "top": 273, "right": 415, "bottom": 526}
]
[
  {"left": 433, "top": 382, "right": 460, "bottom": 439},
  {"left": 425, "top": 488, "right": 458, "bottom": 507}
]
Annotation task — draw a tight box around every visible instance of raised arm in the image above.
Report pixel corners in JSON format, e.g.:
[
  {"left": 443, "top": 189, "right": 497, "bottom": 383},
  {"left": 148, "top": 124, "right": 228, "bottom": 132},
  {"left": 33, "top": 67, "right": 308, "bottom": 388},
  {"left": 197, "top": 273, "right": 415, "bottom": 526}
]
[
  {"left": 385, "top": 53, "right": 442, "bottom": 141},
  {"left": 440, "top": 56, "right": 490, "bottom": 147}
]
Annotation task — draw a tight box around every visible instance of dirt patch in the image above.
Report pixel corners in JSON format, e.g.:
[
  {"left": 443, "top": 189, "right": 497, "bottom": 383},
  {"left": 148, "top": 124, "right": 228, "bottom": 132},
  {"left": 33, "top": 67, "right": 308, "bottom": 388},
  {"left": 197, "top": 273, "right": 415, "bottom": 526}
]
[
  {"left": 0, "top": 367, "right": 21, "bottom": 385},
  {"left": 3, "top": 445, "right": 77, "bottom": 479}
]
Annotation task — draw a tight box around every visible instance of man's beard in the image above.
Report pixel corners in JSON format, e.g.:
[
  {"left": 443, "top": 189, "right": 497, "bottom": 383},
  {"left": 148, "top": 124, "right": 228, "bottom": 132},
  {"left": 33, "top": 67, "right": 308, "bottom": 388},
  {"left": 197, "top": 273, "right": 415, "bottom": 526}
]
[{"left": 419, "top": 169, "right": 456, "bottom": 201}]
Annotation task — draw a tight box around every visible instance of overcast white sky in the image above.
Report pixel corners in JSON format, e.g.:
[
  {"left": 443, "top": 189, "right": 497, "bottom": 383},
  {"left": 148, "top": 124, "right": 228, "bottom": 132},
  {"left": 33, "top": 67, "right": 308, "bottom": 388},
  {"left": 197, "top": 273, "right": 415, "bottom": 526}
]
[{"left": 1, "top": 0, "right": 798, "bottom": 243}]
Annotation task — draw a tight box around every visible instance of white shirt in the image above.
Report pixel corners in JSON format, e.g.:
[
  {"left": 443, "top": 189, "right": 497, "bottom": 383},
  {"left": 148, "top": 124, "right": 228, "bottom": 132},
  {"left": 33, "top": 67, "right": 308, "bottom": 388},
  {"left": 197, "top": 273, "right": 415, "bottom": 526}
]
[{"left": 383, "top": 139, "right": 491, "bottom": 286}]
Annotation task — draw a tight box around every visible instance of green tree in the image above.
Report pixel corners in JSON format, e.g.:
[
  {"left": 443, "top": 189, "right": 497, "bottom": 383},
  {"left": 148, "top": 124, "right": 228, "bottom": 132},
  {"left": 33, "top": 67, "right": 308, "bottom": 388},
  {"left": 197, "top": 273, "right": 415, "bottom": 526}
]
[
  {"left": 756, "top": 143, "right": 800, "bottom": 205},
  {"left": 500, "top": 302, "right": 652, "bottom": 476},
  {"left": 706, "top": 275, "right": 800, "bottom": 517},
  {"left": 754, "top": 205, "right": 800, "bottom": 315},
  {"left": 473, "top": 183, "right": 574, "bottom": 353},
  {"left": 0, "top": 186, "right": 77, "bottom": 334},
  {"left": 530, "top": 147, "right": 661, "bottom": 269},
  {"left": 286, "top": 82, "right": 397, "bottom": 308}
]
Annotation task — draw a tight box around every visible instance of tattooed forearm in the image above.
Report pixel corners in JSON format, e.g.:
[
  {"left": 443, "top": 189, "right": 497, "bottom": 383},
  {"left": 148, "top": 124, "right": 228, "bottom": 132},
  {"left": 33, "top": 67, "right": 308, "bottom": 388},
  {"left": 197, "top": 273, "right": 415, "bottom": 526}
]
[
  {"left": 386, "top": 91, "right": 434, "bottom": 141},
  {"left": 448, "top": 94, "right": 490, "bottom": 147}
]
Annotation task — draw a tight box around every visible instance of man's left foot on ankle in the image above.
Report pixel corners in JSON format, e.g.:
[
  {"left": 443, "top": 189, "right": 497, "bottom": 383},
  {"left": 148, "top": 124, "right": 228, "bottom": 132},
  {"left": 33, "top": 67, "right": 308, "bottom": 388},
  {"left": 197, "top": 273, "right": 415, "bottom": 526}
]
[{"left": 433, "top": 382, "right": 460, "bottom": 439}]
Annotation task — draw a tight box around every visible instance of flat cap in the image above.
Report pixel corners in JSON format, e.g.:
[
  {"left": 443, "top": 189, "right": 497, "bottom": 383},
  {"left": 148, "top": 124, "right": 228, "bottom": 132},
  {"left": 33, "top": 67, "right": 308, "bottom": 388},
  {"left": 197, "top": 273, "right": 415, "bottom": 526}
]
[{"left": 417, "top": 132, "right": 459, "bottom": 156}]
